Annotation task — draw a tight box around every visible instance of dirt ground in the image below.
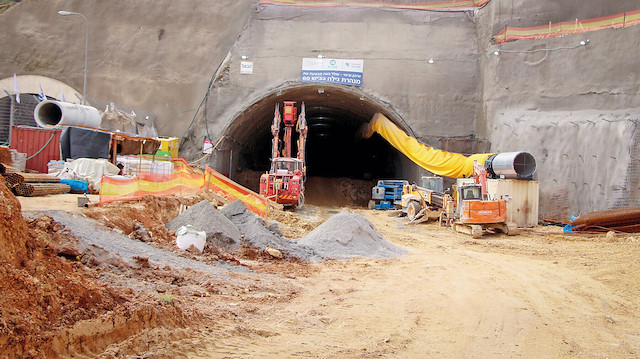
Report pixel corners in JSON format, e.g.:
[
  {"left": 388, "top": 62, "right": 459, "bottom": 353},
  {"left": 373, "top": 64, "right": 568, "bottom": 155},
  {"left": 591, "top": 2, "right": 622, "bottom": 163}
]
[{"left": 8, "top": 191, "right": 640, "bottom": 358}]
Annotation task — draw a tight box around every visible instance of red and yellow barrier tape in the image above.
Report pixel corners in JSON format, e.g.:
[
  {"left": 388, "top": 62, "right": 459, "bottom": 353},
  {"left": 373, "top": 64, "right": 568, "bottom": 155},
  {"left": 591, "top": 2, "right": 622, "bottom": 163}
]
[
  {"left": 99, "top": 160, "right": 268, "bottom": 217},
  {"left": 259, "top": 0, "right": 491, "bottom": 10},
  {"left": 99, "top": 166, "right": 206, "bottom": 205},
  {"left": 205, "top": 167, "right": 267, "bottom": 217},
  {"left": 494, "top": 9, "right": 640, "bottom": 43}
]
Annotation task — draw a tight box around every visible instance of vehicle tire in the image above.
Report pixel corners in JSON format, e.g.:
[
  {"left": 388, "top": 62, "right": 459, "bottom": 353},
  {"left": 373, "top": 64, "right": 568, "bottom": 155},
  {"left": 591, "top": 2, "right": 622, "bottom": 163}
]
[
  {"left": 368, "top": 200, "right": 376, "bottom": 210},
  {"left": 407, "top": 201, "right": 421, "bottom": 221},
  {"left": 296, "top": 193, "right": 305, "bottom": 209}
]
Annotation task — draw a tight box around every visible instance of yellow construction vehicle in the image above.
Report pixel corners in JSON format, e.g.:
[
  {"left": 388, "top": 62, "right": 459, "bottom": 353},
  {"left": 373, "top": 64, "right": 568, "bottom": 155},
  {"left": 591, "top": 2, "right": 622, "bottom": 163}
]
[
  {"left": 361, "top": 113, "right": 535, "bottom": 238},
  {"left": 401, "top": 182, "right": 444, "bottom": 223}
]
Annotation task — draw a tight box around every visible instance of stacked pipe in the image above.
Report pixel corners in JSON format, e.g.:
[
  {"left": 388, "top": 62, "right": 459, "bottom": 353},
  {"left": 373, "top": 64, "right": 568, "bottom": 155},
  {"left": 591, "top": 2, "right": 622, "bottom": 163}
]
[
  {"left": 0, "top": 163, "right": 18, "bottom": 176},
  {"left": 0, "top": 170, "right": 70, "bottom": 196},
  {"left": 15, "top": 183, "right": 71, "bottom": 197},
  {"left": 569, "top": 207, "right": 640, "bottom": 233}
]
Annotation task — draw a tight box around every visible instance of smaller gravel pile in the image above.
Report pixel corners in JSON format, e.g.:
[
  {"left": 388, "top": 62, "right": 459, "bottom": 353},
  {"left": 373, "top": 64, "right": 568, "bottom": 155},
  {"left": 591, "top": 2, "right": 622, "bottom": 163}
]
[
  {"left": 221, "top": 200, "right": 321, "bottom": 261},
  {"left": 166, "top": 200, "right": 241, "bottom": 249},
  {"left": 295, "top": 213, "right": 408, "bottom": 259}
]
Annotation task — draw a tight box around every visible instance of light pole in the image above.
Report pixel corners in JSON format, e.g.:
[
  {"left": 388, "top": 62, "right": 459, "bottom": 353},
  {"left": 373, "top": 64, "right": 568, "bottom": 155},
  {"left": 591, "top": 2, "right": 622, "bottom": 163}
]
[{"left": 58, "top": 10, "right": 88, "bottom": 105}]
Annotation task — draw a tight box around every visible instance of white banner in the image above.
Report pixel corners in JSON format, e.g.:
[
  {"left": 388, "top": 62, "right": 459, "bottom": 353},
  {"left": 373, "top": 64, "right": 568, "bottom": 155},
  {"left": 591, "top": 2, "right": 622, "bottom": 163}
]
[{"left": 301, "top": 58, "right": 364, "bottom": 87}]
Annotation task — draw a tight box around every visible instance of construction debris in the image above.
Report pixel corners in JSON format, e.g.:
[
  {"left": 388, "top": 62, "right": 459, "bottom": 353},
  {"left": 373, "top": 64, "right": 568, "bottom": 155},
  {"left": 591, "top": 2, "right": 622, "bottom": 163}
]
[{"left": 568, "top": 207, "right": 640, "bottom": 233}]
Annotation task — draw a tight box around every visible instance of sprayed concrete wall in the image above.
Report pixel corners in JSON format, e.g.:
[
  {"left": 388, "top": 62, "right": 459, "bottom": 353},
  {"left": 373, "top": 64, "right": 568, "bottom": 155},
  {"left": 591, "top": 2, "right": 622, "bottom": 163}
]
[
  {"left": 476, "top": 0, "right": 640, "bottom": 218},
  {"left": 1, "top": 0, "right": 639, "bottom": 217},
  {"left": 0, "top": 0, "right": 254, "bottom": 136},
  {"left": 180, "top": 5, "right": 484, "bottom": 172}
]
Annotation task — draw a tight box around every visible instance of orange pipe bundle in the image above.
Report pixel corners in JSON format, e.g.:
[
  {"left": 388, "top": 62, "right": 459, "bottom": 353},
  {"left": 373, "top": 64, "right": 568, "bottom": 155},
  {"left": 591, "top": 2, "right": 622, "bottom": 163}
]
[
  {"left": 570, "top": 207, "right": 640, "bottom": 233},
  {"left": 15, "top": 183, "right": 70, "bottom": 197}
]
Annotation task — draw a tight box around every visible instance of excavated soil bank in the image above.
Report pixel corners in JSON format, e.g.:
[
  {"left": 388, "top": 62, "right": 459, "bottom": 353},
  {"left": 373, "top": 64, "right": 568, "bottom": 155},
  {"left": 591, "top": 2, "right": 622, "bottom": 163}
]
[{"left": 0, "top": 179, "right": 126, "bottom": 358}]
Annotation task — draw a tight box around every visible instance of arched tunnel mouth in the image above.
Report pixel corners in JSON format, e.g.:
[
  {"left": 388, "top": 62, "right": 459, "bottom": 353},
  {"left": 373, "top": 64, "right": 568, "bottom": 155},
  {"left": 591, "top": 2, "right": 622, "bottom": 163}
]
[{"left": 222, "top": 84, "right": 410, "bottom": 206}]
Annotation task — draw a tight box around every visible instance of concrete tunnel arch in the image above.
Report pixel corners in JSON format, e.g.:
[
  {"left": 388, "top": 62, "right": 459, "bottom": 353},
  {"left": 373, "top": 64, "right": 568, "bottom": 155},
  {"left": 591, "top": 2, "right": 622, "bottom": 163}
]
[{"left": 220, "top": 83, "right": 415, "bottom": 194}]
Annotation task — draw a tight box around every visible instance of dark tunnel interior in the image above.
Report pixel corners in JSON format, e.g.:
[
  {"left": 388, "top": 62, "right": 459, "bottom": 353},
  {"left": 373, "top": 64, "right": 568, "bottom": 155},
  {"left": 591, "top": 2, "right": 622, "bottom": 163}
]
[{"left": 223, "top": 84, "right": 408, "bottom": 181}]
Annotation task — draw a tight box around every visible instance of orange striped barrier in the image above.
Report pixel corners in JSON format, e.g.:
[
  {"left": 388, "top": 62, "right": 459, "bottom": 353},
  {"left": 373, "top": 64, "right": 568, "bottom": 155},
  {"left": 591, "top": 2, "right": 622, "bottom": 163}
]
[
  {"left": 259, "top": 0, "right": 491, "bottom": 10},
  {"left": 99, "top": 160, "right": 269, "bottom": 217},
  {"left": 99, "top": 167, "right": 206, "bottom": 205},
  {"left": 205, "top": 167, "right": 268, "bottom": 217},
  {"left": 494, "top": 9, "right": 640, "bottom": 43}
]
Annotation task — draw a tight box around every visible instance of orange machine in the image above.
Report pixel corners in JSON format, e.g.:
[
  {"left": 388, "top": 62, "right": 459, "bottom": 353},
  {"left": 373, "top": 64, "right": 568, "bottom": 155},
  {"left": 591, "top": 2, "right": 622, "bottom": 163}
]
[
  {"left": 259, "top": 101, "right": 307, "bottom": 208},
  {"left": 440, "top": 161, "right": 516, "bottom": 238}
]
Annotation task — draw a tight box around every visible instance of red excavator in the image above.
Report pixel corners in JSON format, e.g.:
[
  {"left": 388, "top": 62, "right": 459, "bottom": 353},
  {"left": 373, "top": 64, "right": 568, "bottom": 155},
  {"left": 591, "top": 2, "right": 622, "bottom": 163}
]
[{"left": 259, "top": 101, "right": 308, "bottom": 208}]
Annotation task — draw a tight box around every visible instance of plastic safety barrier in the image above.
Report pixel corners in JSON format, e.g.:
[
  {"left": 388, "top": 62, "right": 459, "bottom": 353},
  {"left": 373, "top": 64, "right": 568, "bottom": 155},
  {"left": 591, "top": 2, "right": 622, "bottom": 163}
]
[
  {"left": 360, "top": 113, "right": 493, "bottom": 178},
  {"left": 494, "top": 9, "right": 640, "bottom": 43},
  {"left": 205, "top": 167, "right": 267, "bottom": 217},
  {"left": 99, "top": 167, "right": 206, "bottom": 204},
  {"left": 99, "top": 159, "right": 268, "bottom": 217},
  {"left": 259, "top": 0, "right": 491, "bottom": 10}
]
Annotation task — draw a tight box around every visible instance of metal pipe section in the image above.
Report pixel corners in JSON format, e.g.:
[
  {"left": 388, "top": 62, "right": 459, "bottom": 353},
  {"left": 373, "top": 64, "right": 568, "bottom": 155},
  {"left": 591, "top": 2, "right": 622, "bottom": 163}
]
[
  {"left": 33, "top": 100, "right": 101, "bottom": 128},
  {"left": 485, "top": 151, "right": 537, "bottom": 179}
]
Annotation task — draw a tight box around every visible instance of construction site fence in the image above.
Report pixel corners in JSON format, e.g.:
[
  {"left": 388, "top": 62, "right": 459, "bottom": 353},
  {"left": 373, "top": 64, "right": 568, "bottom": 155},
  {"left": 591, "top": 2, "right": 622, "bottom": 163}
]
[
  {"left": 259, "top": 0, "right": 491, "bottom": 11},
  {"left": 494, "top": 9, "right": 640, "bottom": 43},
  {"left": 99, "top": 159, "right": 267, "bottom": 217}
]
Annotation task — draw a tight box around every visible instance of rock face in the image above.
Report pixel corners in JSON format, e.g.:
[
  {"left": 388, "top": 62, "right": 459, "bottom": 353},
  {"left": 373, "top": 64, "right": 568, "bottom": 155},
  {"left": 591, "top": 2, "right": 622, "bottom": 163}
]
[
  {"left": 3, "top": 1, "right": 638, "bottom": 216},
  {"left": 295, "top": 213, "right": 408, "bottom": 260},
  {"left": 166, "top": 200, "right": 242, "bottom": 249}
]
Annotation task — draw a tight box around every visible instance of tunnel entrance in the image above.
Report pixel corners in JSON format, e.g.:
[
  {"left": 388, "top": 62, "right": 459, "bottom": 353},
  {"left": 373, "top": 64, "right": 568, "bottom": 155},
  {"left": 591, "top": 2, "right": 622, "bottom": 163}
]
[{"left": 223, "top": 84, "right": 410, "bottom": 206}]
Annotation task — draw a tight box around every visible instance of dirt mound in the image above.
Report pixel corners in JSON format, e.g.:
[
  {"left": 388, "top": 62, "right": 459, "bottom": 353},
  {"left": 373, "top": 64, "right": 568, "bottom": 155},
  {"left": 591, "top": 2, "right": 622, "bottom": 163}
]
[
  {"left": 0, "top": 177, "right": 28, "bottom": 266},
  {"left": 265, "top": 207, "right": 322, "bottom": 239},
  {"left": 295, "top": 213, "right": 408, "bottom": 259},
  {"left": 85, "top": 193, "right": 217, "bottom": 243},
  {"left": 0, "top": 179, "right": 127, "bottom": 358},
  {"left": 167, "top": 200, "right": 241, "bottom": 248},
  {"left": 304, "top": 177, "right": 375, "bottom": 207}
]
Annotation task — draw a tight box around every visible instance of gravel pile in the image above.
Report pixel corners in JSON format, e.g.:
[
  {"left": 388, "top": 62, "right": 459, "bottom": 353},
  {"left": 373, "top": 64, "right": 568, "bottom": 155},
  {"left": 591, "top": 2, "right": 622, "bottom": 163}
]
[
  {"left": 166, "top": 200, "right": 241, "bottom": 249},
  {"left": 295, "top": 213, "right": 408, "bottom": 259},
  {"left": 35, "top": 211, "right": 248, "bottom": 276},
  {"left": 220, "top": 200, "right": 322, "bottom": 261}
]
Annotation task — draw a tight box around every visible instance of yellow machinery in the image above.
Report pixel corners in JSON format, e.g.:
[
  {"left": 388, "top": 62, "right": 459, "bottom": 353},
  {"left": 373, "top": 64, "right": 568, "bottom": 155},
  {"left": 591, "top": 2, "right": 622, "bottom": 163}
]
[{"left": 361, "top": 113, "right": 534, "bottom": 237}]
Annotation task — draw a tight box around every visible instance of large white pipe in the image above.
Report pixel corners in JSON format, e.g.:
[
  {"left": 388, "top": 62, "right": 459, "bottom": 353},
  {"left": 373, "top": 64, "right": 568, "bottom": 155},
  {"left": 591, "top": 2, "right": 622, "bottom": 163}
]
[
  {"left": 33, "top": 100, "right": 101, "bottom": 128},
  {"left": 486, "top": 151, "right": 537, "bottom": 179}
]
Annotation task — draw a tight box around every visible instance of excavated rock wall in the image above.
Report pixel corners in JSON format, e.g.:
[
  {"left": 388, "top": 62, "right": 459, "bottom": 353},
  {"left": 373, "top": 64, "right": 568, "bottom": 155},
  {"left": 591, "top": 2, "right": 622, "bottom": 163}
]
[
  {"left": 0, "top": 0, "right": 254, "bottom": 137},
  {"left": 1, "top": 0, "right": 638, "bottom": 216},
  {"left": 181, "top": 5, "right": 481, "bottom": 152},
  {"left": 476, "top": 0, "right": 640, "bottom": 218}
]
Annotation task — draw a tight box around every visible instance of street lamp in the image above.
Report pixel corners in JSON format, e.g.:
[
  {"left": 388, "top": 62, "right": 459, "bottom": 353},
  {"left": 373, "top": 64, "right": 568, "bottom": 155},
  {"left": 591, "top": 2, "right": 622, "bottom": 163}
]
[{"left": 58, "top": 10, "right": 88, "bottom": 105}]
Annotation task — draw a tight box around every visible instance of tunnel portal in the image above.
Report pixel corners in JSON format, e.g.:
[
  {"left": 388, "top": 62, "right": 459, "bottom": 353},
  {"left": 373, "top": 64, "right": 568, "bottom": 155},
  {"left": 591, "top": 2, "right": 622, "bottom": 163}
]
[{"left": 223, "top": 84, "right": 409, "bottom": 183}]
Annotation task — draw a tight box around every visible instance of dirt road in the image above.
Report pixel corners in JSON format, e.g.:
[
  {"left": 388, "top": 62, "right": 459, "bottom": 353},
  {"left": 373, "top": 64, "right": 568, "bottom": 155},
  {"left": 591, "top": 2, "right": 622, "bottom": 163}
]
[
  {"left": 13, "top": 194, "right": 640, "bottom": 358},
  {"left": 184, "top": 208, "right": 640, "bottom": 358}
]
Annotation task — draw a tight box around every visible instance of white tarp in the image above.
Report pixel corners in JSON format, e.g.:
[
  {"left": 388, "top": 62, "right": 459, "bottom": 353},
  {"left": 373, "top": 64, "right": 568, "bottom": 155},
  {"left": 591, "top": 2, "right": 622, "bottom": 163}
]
[{"left": 56, "top": 158, "right": 120, "bottom": 191}]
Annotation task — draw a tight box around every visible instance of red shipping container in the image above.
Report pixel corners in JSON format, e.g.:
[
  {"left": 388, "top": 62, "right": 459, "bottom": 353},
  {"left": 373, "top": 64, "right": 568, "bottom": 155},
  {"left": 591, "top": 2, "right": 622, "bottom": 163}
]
[{"left": 10, "top": 126, "right": 61, "bottom": 174}]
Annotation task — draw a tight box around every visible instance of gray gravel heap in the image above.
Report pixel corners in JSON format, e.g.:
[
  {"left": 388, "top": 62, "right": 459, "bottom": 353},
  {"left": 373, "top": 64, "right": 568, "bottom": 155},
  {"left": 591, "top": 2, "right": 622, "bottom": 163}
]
[
  {"left": 166, "top": 200, "right": 241, "bottom": 249},
  {"left": 35, "top": 211, "right": 248, "bottom": 276},
  {"left": 220, "top": 200, "right": 321, "bottom": 261},
  {"left": 295, "top": 213, "right": 408, "bottom": 259}
]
